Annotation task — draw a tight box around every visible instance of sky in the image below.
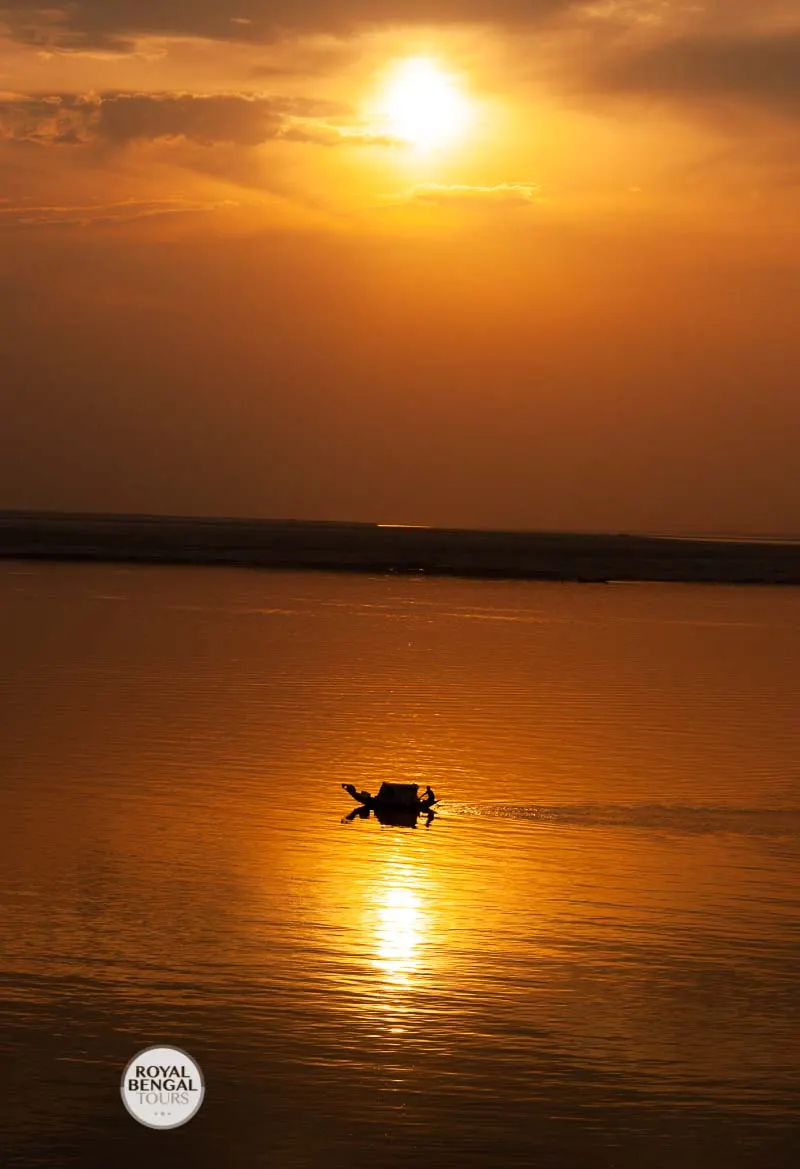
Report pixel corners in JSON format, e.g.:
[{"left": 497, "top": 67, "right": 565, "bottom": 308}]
[{"left": 1, "top": 1, "right": 799, "bottom": 535}]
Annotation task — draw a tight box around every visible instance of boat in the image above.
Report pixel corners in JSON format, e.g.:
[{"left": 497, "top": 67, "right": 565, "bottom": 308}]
[{"left": 341, "top": 781, "right": 437, "bottom": 816}]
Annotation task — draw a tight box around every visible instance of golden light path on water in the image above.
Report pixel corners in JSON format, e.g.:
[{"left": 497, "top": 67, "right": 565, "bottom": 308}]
[{"left": 370, "top": 872, "right": 426, "bottom": 986}]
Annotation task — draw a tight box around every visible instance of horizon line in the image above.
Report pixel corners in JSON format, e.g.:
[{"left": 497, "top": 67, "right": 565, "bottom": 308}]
[{"left": 1, "top": 508, "right": 798, "bottom": 546}]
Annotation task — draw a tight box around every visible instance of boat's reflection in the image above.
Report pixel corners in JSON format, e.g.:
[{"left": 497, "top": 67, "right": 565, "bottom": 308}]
[{"left": 342, "top": 805, "right": 436, "bottom": 830}]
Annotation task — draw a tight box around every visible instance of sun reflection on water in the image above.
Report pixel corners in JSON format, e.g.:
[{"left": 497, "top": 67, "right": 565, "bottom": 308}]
[
  {"left": 374, "top": 886, "right": 422, "bottom": 983},
  {"left": 367, "top": 864, "right": 431, "bottom": 988}
]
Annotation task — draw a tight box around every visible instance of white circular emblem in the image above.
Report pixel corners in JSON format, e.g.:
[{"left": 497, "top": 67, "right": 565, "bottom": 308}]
[{"left": 121, "top": 1046, "right": 205, "bottom": 1129}]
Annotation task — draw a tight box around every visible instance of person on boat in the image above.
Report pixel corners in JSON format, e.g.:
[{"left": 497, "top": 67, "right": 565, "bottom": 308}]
[{"left": 421, "top": 786, "right": 436, "bottom": 807}]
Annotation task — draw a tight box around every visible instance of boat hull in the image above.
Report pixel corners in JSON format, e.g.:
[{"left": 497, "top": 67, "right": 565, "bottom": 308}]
[
  {"left": 348, "top": 793, "right": 435, "bottom": 814},
  {"left": 341, "top": 784, "right": 436, "bottom": 824}
]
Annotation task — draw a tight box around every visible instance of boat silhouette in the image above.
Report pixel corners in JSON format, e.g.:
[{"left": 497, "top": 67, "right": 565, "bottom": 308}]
[{"left": 341, "top": 782, "right": 437, "bottom": 828}]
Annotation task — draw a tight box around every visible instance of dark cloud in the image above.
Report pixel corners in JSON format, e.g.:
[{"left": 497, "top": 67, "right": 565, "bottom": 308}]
[
  {"left": 1, "top": 1, "right": 578, "bottom": 51},
  {"left": 0, "top": 96, "right": 84, "bottom": 146},
  {"left": 0, "top": 91, "right": 375, "bottom": 148},
  {"left": 596, "top": 31, "right": 800, "bottom": 117},
  {"left": 98, "top": 93, "right": 283, "bottom": 146}
]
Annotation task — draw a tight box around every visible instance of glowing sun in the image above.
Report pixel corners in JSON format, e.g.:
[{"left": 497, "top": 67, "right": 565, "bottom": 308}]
[{"left": 379, "top": 57, "right": 473, "bottom": 152}]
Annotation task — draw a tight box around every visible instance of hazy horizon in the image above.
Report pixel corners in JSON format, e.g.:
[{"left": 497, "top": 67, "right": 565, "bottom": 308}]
[{"left": 2, "top": 508, "right": 800, "bottom": 545}]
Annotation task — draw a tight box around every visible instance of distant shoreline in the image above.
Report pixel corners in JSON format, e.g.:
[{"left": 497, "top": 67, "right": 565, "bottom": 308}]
[{"left": 1, "top": 512, "right": 799, "bottom": 585}]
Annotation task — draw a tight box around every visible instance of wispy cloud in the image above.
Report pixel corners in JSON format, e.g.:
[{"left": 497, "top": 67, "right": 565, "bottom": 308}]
[
  {"left": 278, "top": 123, "right": 403, "bottom": 147},
  {"left": 0, "top": 195, "right": 238, "bottom": 227},
  {"left": 404, "top": 182, "right": 542, "bottom": 207}
]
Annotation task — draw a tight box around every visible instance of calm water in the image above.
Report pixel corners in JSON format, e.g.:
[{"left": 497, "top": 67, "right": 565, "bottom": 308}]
[{"left": 1, "top": 564, "right": 798, "bottom": 1168}]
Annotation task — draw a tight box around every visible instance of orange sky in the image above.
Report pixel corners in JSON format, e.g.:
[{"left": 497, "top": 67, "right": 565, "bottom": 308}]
[{"left": 1, "top": 2, "right": 799, "bottom": 534}]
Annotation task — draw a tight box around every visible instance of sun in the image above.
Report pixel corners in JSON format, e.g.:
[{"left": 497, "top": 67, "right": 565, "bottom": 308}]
[{"left": 378, "top": 57, "right": 473, "bottom": 153}]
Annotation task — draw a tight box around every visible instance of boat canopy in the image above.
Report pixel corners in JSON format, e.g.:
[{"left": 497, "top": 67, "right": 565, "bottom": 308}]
[{"left": 377, "top": 782, "right": 420, "bottom": 807}]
